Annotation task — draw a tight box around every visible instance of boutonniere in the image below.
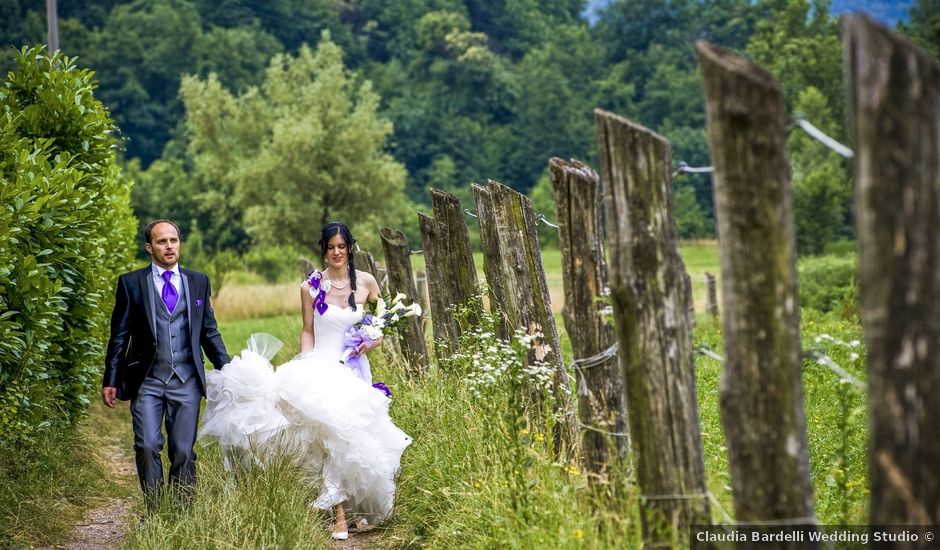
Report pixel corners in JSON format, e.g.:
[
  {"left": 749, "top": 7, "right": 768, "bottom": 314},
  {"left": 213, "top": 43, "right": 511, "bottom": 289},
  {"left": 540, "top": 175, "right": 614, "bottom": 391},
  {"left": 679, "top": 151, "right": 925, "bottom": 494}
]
[{"left": 195, "top": 299, "right": 204, "bottom": 307}]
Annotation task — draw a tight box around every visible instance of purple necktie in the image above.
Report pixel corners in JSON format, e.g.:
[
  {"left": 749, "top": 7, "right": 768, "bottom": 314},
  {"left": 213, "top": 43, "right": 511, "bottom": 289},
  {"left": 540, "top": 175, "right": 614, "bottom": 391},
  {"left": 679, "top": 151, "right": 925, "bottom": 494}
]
[{"left": 161, "top": 270, "right": 179, "bottom": 313}]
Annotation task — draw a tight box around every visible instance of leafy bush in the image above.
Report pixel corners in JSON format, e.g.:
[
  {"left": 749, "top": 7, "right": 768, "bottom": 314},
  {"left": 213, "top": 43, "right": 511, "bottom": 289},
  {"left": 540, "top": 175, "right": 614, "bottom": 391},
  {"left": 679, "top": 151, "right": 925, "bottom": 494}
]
[
  {"left": 0, "top": 46, "right": 136, "bottom": 444},
  {"left": 822, "top": 239, "right": 856, "bottom": 257},
  {"left": 798, "top": 253, "right": 858, "bottom": 316},
  {"left": 242, "top": 243, "right": 307, "bottom": 284}
]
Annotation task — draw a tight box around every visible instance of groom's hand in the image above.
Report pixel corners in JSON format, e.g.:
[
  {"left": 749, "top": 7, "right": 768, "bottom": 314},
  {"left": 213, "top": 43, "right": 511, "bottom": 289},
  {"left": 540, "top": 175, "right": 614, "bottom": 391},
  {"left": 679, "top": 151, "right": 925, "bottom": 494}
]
[{"left": 102, "top": 386, "right": 117, "bottom": 408}]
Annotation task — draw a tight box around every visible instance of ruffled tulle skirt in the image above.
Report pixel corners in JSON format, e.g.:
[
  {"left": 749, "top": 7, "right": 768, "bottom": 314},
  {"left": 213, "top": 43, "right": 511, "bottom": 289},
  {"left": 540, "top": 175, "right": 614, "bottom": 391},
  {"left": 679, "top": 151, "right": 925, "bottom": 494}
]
[{"left": 198, "top": 339, "right": 412, "bottom": 523}]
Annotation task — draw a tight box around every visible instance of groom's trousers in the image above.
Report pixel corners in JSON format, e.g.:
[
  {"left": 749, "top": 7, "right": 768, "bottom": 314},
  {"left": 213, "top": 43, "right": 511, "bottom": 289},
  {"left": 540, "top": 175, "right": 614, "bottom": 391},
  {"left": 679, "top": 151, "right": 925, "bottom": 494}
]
[{"left": 130, "top": 373, "right": 202, "bottom": 504}]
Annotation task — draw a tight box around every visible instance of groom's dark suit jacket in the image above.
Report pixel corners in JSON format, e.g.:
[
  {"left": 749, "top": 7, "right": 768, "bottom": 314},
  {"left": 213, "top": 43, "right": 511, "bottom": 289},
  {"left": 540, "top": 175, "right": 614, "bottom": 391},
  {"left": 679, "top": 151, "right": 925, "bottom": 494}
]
[{"left": 103, "top": 265, "right": 230, "bottom": 400}]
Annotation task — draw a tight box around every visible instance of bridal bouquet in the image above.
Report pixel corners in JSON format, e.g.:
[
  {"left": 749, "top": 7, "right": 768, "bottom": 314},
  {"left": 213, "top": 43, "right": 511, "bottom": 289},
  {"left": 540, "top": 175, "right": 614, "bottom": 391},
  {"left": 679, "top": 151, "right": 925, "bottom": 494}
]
[{"left": 341, "top": 292, "right": 422, "bottom": 395}]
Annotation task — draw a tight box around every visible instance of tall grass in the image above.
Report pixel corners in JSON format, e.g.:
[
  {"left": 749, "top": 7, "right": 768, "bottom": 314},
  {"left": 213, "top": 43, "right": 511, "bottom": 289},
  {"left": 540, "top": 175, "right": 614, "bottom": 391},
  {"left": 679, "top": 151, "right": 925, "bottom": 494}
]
[
  {"left": 693, "top": 313, "right": 868, "bottom": 524},
  {"left": 0, "top": 401, "right": 135, "bottom": 549},
  {"left": 122, "top": 317, "right": 331, "bottom": 549},
  {"left": 382, "top": 353, "right": 644, "bottom": 549},
  {"left": 214, "top": 282, "right": 299, "bottom": 323},
  {"left": 122, "top": 447, "right": 333, "bottom": 549}
]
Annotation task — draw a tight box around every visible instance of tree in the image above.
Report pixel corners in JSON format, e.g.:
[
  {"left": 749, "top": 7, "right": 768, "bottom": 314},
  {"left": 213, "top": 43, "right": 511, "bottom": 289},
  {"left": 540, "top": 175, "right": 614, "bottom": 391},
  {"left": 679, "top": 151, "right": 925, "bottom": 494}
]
[
  {"left": 509, "top": 23, "right": 601, "bottom": 192},
  {"left": 743, "top": 0, "right": 850, "bottom": 254},
  {"left": 789, "top": 86, "right": 852, "bottom": 254},
  {"left": 900, "top": 0, "right": 940, "bottom": 59},
  {"left": 745, "top": 0, "right": 845, "bottom": 130},
  {"left": 181, "top": 34, "right": 411, "bottom": 254},
  {"left": 379, "top": 9, "right": 518, "bottom": 200},
  {"left": 464, "top": 0, "right": 585, "bottom": 59},
  {"left": 0, "top": 0, "right": 45, "bottom": 74}
]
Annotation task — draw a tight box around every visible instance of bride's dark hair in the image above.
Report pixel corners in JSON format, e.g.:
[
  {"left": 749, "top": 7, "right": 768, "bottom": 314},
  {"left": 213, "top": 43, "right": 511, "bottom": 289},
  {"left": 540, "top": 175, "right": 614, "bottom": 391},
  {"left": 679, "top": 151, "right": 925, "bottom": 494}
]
[{"left": 319, "top": 221, "right": 357, "bottom": 308}]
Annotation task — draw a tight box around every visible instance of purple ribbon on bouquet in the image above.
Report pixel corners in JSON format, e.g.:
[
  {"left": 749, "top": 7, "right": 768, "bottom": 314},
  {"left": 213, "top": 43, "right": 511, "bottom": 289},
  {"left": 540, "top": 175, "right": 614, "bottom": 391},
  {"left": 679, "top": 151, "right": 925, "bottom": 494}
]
[{"left": 340, "top": 326, "right": 372, "bottom": 380}]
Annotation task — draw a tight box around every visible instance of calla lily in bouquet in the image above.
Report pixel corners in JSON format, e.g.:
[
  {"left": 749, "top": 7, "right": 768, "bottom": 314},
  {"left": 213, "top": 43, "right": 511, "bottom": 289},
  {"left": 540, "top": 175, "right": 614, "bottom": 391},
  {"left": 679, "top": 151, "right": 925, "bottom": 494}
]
[{"left": 340, "top": 292, "right": 423, "bottom": 397}]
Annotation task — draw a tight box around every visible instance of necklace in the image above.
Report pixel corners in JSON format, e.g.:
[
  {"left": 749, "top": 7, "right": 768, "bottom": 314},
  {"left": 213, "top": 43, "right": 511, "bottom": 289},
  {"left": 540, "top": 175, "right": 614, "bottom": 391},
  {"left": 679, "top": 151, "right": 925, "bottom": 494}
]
[{"left": 328, "top": 277, "right": 349, "bottom": 290}]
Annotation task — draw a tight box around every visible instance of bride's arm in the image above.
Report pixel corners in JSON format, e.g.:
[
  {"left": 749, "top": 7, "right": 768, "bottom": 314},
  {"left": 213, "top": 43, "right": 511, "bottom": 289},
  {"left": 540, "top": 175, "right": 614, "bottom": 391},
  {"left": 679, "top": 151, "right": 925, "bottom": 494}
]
[{"left": 300, "top": 282, "right": 315, "bottom": 353}]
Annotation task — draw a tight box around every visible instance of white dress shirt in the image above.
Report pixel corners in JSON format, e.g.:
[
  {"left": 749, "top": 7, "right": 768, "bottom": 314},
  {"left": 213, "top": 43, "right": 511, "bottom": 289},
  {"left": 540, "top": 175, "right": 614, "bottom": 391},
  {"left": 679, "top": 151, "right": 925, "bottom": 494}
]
[{"left": 152, "top": 263, "right": 181, "bottom": 302}]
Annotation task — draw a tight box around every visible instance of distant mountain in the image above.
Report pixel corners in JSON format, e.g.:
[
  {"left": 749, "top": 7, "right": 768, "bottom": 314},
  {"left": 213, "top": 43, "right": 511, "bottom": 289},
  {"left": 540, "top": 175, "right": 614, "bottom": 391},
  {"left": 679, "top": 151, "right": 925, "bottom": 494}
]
[
  {"left": 582, "top": 0, "right": 913, "bottom": 27},
  {"left": 829, "top": 0, "right": 913, "bottom": 26}
]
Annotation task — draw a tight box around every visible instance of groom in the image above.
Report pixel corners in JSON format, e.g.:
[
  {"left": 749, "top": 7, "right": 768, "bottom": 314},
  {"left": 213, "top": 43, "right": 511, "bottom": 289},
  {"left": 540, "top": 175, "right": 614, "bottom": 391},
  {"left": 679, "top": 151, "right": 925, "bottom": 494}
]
[{"left": 102, "top": 219, "right": 230, "bottom": 506}]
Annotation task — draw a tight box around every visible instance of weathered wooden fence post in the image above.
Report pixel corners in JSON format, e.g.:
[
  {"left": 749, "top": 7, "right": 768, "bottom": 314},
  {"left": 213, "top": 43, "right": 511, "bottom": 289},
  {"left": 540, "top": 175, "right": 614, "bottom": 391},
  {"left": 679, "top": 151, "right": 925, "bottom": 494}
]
[
  {"left": 418, "top": 212, "right": 455, "bottom": 358},
  {"left": 431, "top": 188, "right": 479, "bottom": 327},
  {"left": 704, "top": 272, "right": 719, "bottom": 319},
  {"left": 357, "top": 249, "right": 400, "bottom": 360},
  {"left": 357, "top": 249, "right": 380, "bottom": 286},
  {"left": 471, "top": 183, "right": 507, "bottom": 336},
  {"left": 376, "top": 266, "right": 389, "bottom": 295},
  {"left": 698, "top": 42, "right": 816, "bottom": 532},
  {"left": 549, "top": 157, "right": 629, "bottom": 481},
  {"left": 300, "top": 257, "right": 316, "bottom": 279},
  {"left": 595, "top": 109, "right": 710, "bottom": 543},
  {"left": 471, "top": 179, "right": 578, "bottom": 454},
  {"left": 845, "top": 14, "right": 940, "bottom": 526},
  {"left": 417, "top": 188, "right": 480, "bottom": 360},
  {"left": 380, "top": 228, "right": 429, "bottom": 374}
]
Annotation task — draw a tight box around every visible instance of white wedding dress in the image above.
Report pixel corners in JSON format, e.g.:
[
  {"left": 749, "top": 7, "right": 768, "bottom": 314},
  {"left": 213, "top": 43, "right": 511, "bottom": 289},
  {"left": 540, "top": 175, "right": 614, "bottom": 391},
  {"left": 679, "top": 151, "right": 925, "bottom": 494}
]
[{"left": 198, "top": 304, "right": 412, "bottom": 523}]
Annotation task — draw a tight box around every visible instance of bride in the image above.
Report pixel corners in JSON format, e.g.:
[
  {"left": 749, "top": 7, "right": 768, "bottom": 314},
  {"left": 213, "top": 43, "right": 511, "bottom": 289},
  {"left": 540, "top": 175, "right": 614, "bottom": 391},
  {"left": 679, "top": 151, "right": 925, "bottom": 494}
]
[{"left": 198, "top": 221, "right": 412, "bottom": 540}]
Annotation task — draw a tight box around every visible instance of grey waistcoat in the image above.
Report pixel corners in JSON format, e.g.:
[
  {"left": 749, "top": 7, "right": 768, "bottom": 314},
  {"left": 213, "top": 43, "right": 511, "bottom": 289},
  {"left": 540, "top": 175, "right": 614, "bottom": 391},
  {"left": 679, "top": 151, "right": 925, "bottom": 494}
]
[{"left": 150, "top": 280, "right": 196, "bottom": 383}]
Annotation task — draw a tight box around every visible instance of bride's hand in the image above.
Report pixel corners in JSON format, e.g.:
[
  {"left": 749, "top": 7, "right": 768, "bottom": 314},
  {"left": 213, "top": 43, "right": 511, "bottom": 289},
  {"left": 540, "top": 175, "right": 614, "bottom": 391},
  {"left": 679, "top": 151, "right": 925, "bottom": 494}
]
[{"left": 354, "top": 336, "right": 382, "bottom": 356}]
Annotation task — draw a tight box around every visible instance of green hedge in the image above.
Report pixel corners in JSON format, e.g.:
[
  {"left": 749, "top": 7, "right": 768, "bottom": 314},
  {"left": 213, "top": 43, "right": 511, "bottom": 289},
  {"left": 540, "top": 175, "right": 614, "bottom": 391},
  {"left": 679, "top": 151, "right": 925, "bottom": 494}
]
[{"left": 0, "top": 47, "right": 136, "bottom": 444}]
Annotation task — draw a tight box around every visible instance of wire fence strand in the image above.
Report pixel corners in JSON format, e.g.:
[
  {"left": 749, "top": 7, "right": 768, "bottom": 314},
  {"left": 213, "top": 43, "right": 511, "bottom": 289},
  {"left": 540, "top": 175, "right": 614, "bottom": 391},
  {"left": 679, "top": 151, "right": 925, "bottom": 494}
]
[{"left": 794, "top": 116, "right": 855, "bottom": 158}]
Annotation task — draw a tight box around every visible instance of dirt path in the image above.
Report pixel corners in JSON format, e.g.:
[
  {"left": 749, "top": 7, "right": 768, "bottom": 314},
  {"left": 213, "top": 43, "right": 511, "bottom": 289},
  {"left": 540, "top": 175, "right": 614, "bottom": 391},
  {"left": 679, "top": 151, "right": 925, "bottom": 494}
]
[
  {"left": 332, "top": 527, "right": 387, "bottom": 550},
  {"left": 45, "top": 406, "right": 137, "bottom": 550}
]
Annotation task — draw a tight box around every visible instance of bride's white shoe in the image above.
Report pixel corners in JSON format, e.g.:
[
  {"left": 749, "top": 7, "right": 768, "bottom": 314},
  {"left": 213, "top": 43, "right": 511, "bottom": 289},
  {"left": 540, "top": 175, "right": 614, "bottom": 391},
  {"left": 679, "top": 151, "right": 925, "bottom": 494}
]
[{"left": 331, "top": 530, "right": 349, "bottom": 540}]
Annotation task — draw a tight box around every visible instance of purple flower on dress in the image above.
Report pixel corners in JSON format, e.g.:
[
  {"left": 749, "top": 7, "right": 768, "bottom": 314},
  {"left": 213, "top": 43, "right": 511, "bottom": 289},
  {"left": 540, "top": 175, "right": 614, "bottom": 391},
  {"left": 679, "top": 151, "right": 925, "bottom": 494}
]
[
  {"left": 307, "top": 270, "right": 329, "bottom": 315},
  {"left": 372, "top": 382, "right": 391, "bottom": 398},
  {"left": 195, "top": 299, "right": 204, "bottom": 307}
]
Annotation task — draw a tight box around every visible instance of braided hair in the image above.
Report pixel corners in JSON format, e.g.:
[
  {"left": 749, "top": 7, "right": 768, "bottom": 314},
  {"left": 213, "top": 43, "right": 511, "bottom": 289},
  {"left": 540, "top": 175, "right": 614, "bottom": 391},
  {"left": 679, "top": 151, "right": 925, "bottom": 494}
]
[{"left": 319, "top": 221, "right": 357, "bottom": 308}]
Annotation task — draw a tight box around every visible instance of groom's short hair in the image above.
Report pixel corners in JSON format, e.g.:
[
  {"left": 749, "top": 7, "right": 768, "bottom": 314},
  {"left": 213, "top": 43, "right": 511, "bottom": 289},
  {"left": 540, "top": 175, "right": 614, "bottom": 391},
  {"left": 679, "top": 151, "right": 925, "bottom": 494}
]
[{"left": 145, "top": 219, "right": 181, "bottom": 243}]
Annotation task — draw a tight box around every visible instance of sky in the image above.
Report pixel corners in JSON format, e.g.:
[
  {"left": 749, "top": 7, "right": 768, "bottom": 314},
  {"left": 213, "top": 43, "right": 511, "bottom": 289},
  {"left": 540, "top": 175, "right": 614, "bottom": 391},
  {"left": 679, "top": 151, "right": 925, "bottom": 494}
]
[{"left": 583, "top": 0, "right": 915, "bottom": 27}]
